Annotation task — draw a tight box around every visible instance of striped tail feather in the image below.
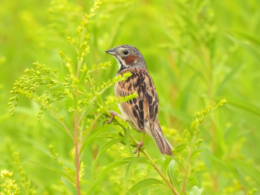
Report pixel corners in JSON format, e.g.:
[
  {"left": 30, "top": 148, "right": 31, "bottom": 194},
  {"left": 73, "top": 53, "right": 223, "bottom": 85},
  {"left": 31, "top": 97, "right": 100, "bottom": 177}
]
[{"left": 147, "top": 122, "right": 173, "bottom": 156}]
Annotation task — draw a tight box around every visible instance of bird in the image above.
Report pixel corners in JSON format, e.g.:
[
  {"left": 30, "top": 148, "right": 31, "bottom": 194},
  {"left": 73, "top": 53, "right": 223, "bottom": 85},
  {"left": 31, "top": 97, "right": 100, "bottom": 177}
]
[{"left": 105, "top": 45, "right": 173, "bottom": 156}]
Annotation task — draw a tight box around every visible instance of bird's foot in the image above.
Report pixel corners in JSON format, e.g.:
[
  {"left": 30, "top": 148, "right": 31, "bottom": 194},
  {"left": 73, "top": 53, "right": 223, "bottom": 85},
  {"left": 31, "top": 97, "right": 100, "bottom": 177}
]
[
  {"left": 133, "top": 142, "right": 144, "bottom": 157},
  {"left": 103, "top": 111, "right": 123, "bottom": 126}
]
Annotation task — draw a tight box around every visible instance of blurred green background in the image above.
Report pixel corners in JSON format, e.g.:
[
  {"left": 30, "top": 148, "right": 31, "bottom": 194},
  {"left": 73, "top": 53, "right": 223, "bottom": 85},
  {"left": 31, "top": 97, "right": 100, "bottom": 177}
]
[{"left": 1, "top": 0, "right": 260, "bottom": 194}]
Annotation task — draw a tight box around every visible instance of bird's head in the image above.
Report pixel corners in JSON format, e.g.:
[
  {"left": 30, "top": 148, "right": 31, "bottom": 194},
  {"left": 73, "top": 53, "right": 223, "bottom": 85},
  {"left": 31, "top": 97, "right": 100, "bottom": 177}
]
[{"left": 106, "top": 45, "right": 146, "bottom": 73}]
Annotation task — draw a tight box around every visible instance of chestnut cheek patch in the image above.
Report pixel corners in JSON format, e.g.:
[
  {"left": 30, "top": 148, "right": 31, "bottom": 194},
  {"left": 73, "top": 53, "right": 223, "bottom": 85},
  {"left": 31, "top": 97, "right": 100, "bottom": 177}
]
[{"left": 125, "top": 55, "right": 137, "bottom": 65}]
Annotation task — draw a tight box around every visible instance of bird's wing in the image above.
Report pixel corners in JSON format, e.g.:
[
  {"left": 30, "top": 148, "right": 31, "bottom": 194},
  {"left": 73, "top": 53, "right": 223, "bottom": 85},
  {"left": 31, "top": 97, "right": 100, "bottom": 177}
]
[{"left": 115, "top": 69, "right": 159, "bottom": 132}]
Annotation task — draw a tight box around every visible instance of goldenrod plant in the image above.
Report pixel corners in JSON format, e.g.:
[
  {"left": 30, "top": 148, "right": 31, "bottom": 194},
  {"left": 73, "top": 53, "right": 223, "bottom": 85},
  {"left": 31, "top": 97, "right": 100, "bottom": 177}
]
[{"left": 0, "top": 170, "right": 20, "bottom": 195}]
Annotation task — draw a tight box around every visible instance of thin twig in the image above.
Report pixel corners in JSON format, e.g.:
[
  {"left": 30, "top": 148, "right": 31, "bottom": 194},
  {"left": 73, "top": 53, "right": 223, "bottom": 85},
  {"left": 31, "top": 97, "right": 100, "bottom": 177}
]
[
  {"left": 50, "top": 110, "right": 74, "bottom": 140},
  {"left": 80, "top": 112, "right": 102, "bottom": 153},
  {"left": 107, "top": 115, "right": 179, "bottom": 195},
  {"left": 78, "top": 109, "right": 86, "bottom": 125},
  {"left": 181, "top": 149, "right": 191, "bottom": 193},
  {"left": 129, "top": 135, "right": 179, "bottom": 195},
  {"left": 73, "top": 21, "right": 87, "bottom": 195},
  {"left": 74, "top": 110, "right": 81, "bottom": 195},
  {"left": 103, "top": 111, "right": 179, "bottom": 194},
  {"left": 143, "top": 150, "right": 179, "bottom": 195},
  {"left": 181, "top": 134, "right": 197, "bottom": 194}
]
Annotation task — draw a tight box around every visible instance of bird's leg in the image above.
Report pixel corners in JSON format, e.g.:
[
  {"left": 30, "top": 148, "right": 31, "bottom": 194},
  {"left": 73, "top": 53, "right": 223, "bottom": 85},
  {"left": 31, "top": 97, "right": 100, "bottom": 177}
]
[
  {"left": 133, "top": 133, "right": 145, "bottom": 157},
  {"left": 103, "top": 111, "right": 123, "bottom": 126}
]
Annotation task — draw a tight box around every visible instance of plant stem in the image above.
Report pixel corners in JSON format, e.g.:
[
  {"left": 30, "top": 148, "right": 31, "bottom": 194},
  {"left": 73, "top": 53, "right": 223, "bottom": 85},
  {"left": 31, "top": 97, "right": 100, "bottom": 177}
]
[
  {"left": 50, "top": 110, "right": 74, "bottom": 140},
  {"left": 181, "top": 136, "right": 196, "bottom": 194},
  {"left": 104, "top": 109, "right": 179, "bottom": 194},
  {"left": 74, "top": 26, "right": 86, "bottom": 194},
  {"left": 75, "top": 107, "right": 81, "bottom": 195},
  {"left": 181, "top": 150, "right": 191, "bottom": 194},
  {"left": 75, "top": 41, "right": 84, "bottom": 194},
  {"left": 143, "top": 150, "right": 179, "bottom": 195},
  {"left": 129, "top": 135, "right": 179, "bottom": 195}
]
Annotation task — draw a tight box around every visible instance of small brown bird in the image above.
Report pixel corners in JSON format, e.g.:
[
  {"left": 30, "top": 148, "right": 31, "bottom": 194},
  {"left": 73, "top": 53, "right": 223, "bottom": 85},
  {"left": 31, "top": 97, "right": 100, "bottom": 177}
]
[{"left": 105, "top": 45, "right": 173, "bottom": 156}]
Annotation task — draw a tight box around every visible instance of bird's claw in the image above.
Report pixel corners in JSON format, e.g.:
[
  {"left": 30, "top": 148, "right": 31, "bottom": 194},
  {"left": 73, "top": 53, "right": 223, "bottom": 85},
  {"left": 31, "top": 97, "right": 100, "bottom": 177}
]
[
  {"left": 103, "top": 111, "right": 117, "bottom": 127},
  {"left": 133, "top": 142, "right": 144, "bottom": 157}
]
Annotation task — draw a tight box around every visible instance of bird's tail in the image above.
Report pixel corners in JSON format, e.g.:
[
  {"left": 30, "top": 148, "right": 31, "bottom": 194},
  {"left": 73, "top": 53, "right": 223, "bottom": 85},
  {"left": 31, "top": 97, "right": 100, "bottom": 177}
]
[{"left": 147, "top": 122, "right": 173, "bottom": 156}]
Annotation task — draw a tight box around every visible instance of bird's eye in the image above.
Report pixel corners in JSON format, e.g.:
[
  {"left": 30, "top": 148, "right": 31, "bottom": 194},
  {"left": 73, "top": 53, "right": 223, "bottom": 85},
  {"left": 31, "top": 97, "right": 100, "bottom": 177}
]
[{"left": 123, "top": 50, "right": 129, "bottom": 55}]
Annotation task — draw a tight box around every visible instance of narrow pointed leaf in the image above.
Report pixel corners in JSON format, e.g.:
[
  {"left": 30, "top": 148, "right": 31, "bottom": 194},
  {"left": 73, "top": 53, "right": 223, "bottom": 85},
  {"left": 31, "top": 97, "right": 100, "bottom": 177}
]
[
  {"left": 125, "top": 178, "right": 165, "bottom": 195},
  {"left": 92, "top": 138, "right": 124, "bottom": 174},
  {"left": 29, "top": 161, "right": 74, "bottom": 182},
  {"left": 124, "top": 127, "right": 134, "bottom": 156},
  {"left": 189, "top": 186, "right": 204, "bottom": 195},
  {"left": 167, "top": 159, "right": 180, "bottom": 192},
  {"left": 216, "top": 63, "right": 244, "bottom": 95},
  {"left": 227, "top": 35, "right": 260, "bottom": 64},
  {"left": 96, "top": 132, "right": 121, "bottom": 139},
  {"left": 87, "top": 158, "right": 133, "bottom": 194},
  {"left": 125, "top": 157, "right": 151, "bottom": 189},
  {"left": 61, "top": 177, "right": 77, "bottom": 195},
  {"left": 80, "top": 128, "right": 103, "bottom": 154},
  {"left": 172, "top": 144, "right": 187, "bottom": 154},
  {"left": 226, "top": 97, "right": 260, "bottom": 118},
  {"left": 43, "top": 119, "right": 73, "bottom": 139}
]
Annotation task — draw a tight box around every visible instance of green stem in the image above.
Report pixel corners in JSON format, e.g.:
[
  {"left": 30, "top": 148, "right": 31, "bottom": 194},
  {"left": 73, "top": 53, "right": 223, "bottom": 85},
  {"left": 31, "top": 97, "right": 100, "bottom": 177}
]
[
  {"left": 128, "top": 135, "right": 179, "bottom": 195},
  {"left": 104, "top": 111, "right": 179, "bottom": 194},
  {"left": 143, "top": 151, "right": 179, "bottom": 195},
  {"left": 181, "top": 135, "right": 197, "bottom": 194},
  {"left": 80, "top": 113, "right": 102, "bottom": 153},
  {"left": 50, "top": 110, "right": 74, "bottom": 140},
  {"left": 181, "top": 149, "right": 191, "bottom": 194},
  {"left": 74, "top": 108, "right": 81, "bottom": 195}
]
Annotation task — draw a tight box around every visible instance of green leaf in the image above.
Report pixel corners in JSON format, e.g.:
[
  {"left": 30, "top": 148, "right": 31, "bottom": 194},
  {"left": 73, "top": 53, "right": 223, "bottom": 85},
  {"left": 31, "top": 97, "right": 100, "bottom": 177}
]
[
  {"left": 161, "top": 106, "right": 192, "bottom": 123},
  {"left": 191, "top": 149, "right": 203, "bottom": 158},
  {"left": 61, "top": 177, "right": 77, "bottom": 195},
  {"left": 80, "top": 128, "right": 103, "bottom": 154},
  {"left": 160, "top": 59, "right": 178, "bottom": 88},
  {"left": 29, "top": 161, "right": 74, "bottom": 183},
  {"left": 188, "top": 169, "right": 208, "bottom": 182},
  {"left": 163, "top": 156, "right": 172, "bottom": 175},
  {"left": 226, "top": 97, "right": 260, "bottom": 118},
  {"left": 125, "top": 157, "right": 151, "bottom": 189},
  {"left": 216, "top": 63, "right": 244, "bottom": 95},
  {"left": 176, "top": 73, "right": 198, "bottom": 110},
  {"left": 189, "top": 186, "right": 204, "bottom": 195},
  {"left": 43, "top": 119, "right": 73, "bottom": 139},
  {"left": 233, "top": 30, "right": 260, "bottom": 46},
  {"left": 227, "top": 35, "right": 260, "bottom": 64},
  {"left": 23, "top": 137, "right": 53, "bottom": 158},
  {"left": 125, "top": 178, "right": 166, "bottom": 195},
  {"left": 92, "top": 137, "right": 124, "bottom": 175},
  {"left": 233, "top": 160, "right": 260, "bottom": 185},
  {"left": 172, "top": 144, "right": 187, "bottom": 154},
  {"left": 124, "top": 127, "right": 134, "bottom": 156},
  {"left": 87, "top": 158, "right": 133, "bottom": 194},
  {"left": 198, "top": 144, "right": 211, "bottom": 150},
  {"left": 167, "top": 159, "right": 180, "bottom": 192},
  {"left": 96, "top": 132, "right": 121, "bottom": 139}
]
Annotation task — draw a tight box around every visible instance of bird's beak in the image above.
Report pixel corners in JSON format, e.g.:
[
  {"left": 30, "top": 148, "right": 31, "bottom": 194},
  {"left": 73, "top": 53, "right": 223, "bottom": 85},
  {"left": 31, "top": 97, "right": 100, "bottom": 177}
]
[{"left": 105, "top": 48, "right": 117, "bottom": 56}]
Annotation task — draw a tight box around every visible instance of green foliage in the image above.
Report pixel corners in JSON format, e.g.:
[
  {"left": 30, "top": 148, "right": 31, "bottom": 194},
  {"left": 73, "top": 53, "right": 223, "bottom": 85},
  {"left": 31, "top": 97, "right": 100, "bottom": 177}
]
[
  {"left": 125, "top": 178, "right": 166, "bottom": 195},
  {"left": 1, "top": 0, "right": 260, "bottom": 194},
  {"left": 189, "top": 186, "right": 203, "bottom": 195}
]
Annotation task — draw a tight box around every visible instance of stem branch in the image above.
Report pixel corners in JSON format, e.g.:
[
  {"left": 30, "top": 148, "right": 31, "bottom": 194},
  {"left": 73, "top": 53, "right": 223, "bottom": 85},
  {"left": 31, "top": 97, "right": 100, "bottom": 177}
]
[
  {"left": 181, "top": 150, "right": 191, "bottom": 193},
  {"left": 50, "top": 110, "right": 74, "bottom": 140},
  {"left": 74, "top": 102, "right": 81, "bottom": 195},
  {"left": 143, "top": 150, "right": 179, "bottom": 195},
  {"left": 129, "top": 133, "right": 179, "bottom": 195}
]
